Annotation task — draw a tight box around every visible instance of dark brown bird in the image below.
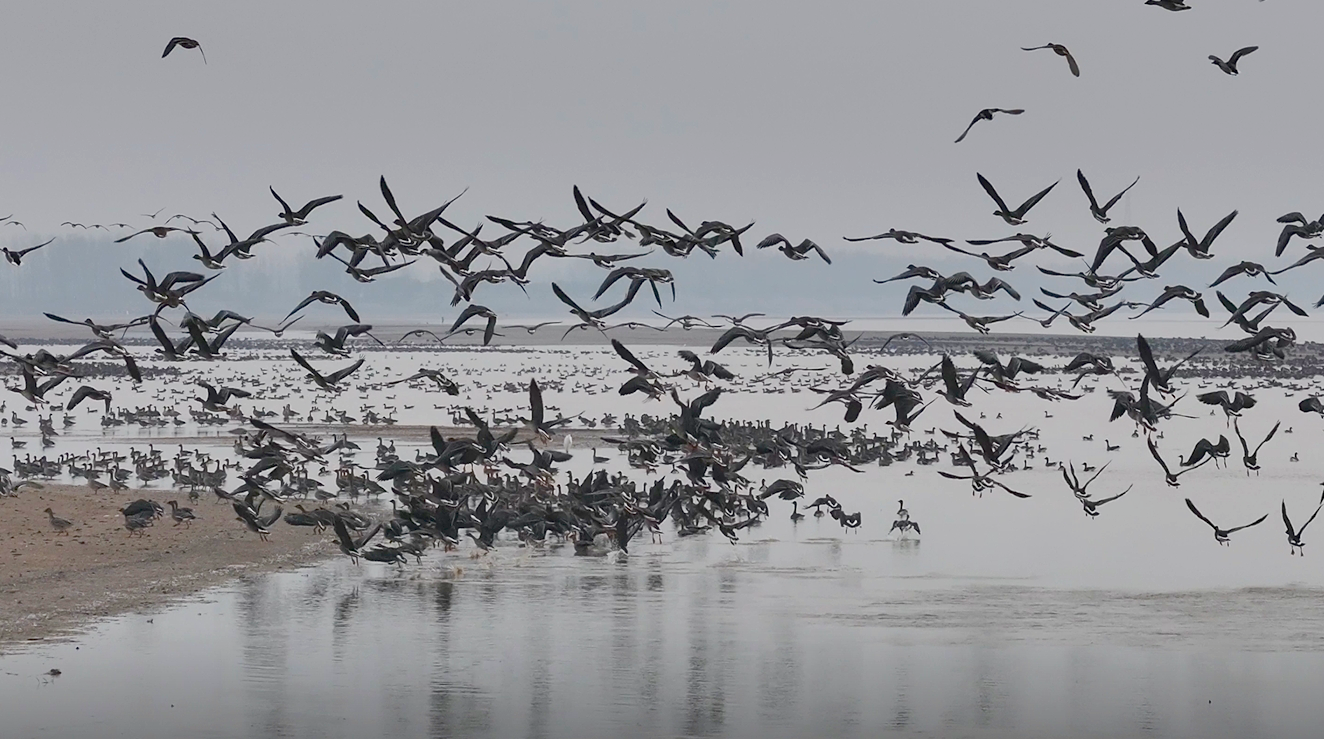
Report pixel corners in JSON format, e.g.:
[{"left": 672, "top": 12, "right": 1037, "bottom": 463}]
[
  {"left": 1209, "top": 46, "right": 1257, "bottom": 76},
  {"left": 162, "top": 37, "right": 206, "bottom": 64},
  {"left": 954, "top": 109, "right": 1024, "bottom": 144},
  {"left": 1021, "top": 43, "right": 1080, "bottom": 77}
]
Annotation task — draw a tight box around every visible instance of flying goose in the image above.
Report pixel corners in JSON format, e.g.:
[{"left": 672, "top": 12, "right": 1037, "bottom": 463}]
[
  {"left": 1185, "top": 498, "right": 1267, "bottom": 546},
  {"left": 162, "top": 36, "right": 206, "bottom": 63},
  {"left": 976, "top": 173, "right": 1058, "bottom": 226},
  {"left": 954, "top": 109, "right": 1024, "bottom": 143},
  {"left": 1209, "top": 46, "right": 1257, "bottom": 76},
  {"left": 1021, "top": 43, "right": 1080, "bottom": 77},
  {"left": 1076, "top": 170, "right": 1139, "bottom": 223}
]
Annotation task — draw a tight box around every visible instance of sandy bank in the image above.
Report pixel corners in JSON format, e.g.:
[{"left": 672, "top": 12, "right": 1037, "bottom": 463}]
[{"left": 0, "top": 484, "right": 338, "bottom": 648}]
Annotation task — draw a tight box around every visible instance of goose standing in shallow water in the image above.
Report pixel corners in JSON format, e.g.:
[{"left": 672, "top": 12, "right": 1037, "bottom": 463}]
[{"left": 789, "top": 502, "right": 805, "bottom": 522}]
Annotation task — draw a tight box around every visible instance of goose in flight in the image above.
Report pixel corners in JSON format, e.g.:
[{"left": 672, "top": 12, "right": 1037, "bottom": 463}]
[
  {"left": 1039, "top": 285, "right": 1121, "bottom": 313},
  {"left": 333, "top": 517, "right": 382, "bottom": 565},
  {"left": 1209, "top": 261, "right": 1274, "bottom": 287},
  {"left": 938, "top": 304, "right": 1023, "bottom": 335},
  {"left": 1268, "top": 247, "right": 1324, "bottom": 276},
  {"left": 1037, "top": 265, "right": 1139, "bottom": 291},
  {"left": 1079, "top": 486, "right": 1131, "bottom": 519},
  {"left": 951, "top": 411, "right": 1025, "bottom": 472},
  {"left": 1035, "top": 299, "right": 1134, "bottom": 334},
  {"left": 711, "top": 325, "right": 777, "bottom": 365},
  {"left": 1185, "top": 498, "right": 1267, "bottom": 546},
  {"left": 1300, "top": 396, "right": 1324, "bottom": 416},
  {"left": 711, "top": 312, "right": 766, "bottom": 326},
  {"left": 944, "top": 239, "right": 1077, "bottom": 271},
  {"left": 1274, "top": 212, "right": 1323, "bottom": 256},
  {"left": 2, "top": 238, "right": 53, "bottom": 266},
  {"left": 1197, "top": 390, "right": 1256, "bottom": 419},
  {"left": 652, "top": 312, "right": 716, "bottom": 330},
  {"left": 449, "top": 304, "right": 498, "bottom": 346},
  {"left": 1209, "top": 46, "right": 1257, "bottom": 76},
  {"left": 611, "top": 339, "right": 667, "bottom": 381},
  {"left": 954, "top": 109, "right": 1024, "bottom": 143},
  {"left": 594, "top": 266, "right": 675, "bottom": 307},
  {"left": 162, "top": 36, "right": 206, "bottom": 64},
  {"left": 678, "top": 350, "right": 736, "bottom": 382},
  {"left": 187, "top": 232, "right": 228, "bottom": 270},
  {"left": 977, "top": 173, "right": 1058, "bottom": 226},
  {"left": 114, "top": 226, "right": 193, "bottom": 243},
  {"left": 1060, "top": 460, "right": 1110, "bottom": 499},
  {"left": 233, "top": 501, "right": 282, "bottom": 541},
  {"left": 120, "top": 259, "right": 215, "bottom": 311},
  {"left": 844, "top": 229, "right": 952, "bottom": 246},
  {"left": 937, "top": 355, "right": 979, "bottom": 406},
  {"left": 1177, "top": 208, "right": 1237, "bottom": 259},
  {"left": 876, "top": 264, "right": 944, "bottom": 285},
  {"left": 1232, "top": 419, "right": 1278, "bottom": 475},
  {"left": 1225, "top": 326, "right": 1295, "bottom": 358},
  {"left": 1129, "top": 285, "right": 1209, "bottom": 319},
  {"left": 195, "top": 379, "right": 252, "bottom": 412},
  {"left": 314, "top": 324, "right": 383, "bottom": 356},
  {"left": 284, "top": 290, "right": 361, "bottom": 324},
  {"left": 1148, "top": 437, "right": 1210, "bottom": 487},
  {"left": 1221, "top": 291, "right": 1308, "bottom": 328},
  {"left": 1021, "top": 43, "right": 1080, "bottom": 77},
  {"left": 552, "top": 282, "right": 638, "bottom": 337},
  {"left": 1137, "top": 333, "right": 1200, "bottom": 395},
  {"left": 290, "top": 349, "right": 364, "bottom": 391},
  {"left": 42, "top": 312, "right": 148, "bottom": 341},
  {"left": 65, "top": 385, "right": 112, "bottom": 413},
  {"left": 1145, "top": 0, "right": 1191, "bottom": 10},
  {"left": 1075, "top": 170, "right": 1139, "bottom": 224},
  {"left": 756, "top": 234, "right": 831, "bottom": 264},
  {"left": 211, "top": 214, "right": 292, "bottom": 259},
  {"left": 525, "top": 379, "right": 579, "bottom": 440},
  {"left": 1180, "top": 435, "right": 1231, "bottom": 468},
  {"left": 972, "top": 350, "right": 1044, "bottom": 387},
  {"left": 937, "top": 445, "right": 1030, "bottom": 498},
  {"left": 383, "top": 368, "right": 460, "bottom": 395},
  {"left": 1283, "top": 497, "right": 1323, "bottom": 556},
  {"left": 270, "top": 187, "right": 343, "bottom": 225},
  {"left": 332, "top": 254, "right": 415, "bottom": 284},
  {"left": 9, "top": 366, "right": 68, "bottom": 405}
]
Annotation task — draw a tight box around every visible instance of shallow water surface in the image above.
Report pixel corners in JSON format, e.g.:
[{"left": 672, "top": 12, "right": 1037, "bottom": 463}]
[
  {"left": 7, "top": 345, "right": 1324, "bottom": 738},
  {"left": 4, "top": 526, "right": 1324, "bottom": 739}
]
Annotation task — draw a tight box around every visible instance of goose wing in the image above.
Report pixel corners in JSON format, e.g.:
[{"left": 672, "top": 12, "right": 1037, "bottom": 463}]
[
  {"left": 1225, "top": 513, "right": 1268, "bottom": 535},
  {"left": 1012, "top": 180, "right": 1059, "bottom": 218},
  {"left": 1184, "top": 498, "right": 1218, "bottom": 530},
  {"left": 976, "top": 173, "right": 1011, "bottom": 213}
]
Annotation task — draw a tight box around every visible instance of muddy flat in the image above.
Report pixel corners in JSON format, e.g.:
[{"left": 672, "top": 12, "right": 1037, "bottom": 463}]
[{"left": 0, "top": 484, "right": 336, "bottom": 646}]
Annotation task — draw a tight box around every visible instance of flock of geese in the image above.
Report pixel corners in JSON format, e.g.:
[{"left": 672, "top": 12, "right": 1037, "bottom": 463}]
[{"left": 4, "top": 2, "right": 1323, "bottom": 569}]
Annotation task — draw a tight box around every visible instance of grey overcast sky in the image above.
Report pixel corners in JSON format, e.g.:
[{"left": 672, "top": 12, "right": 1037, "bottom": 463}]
[{"left": 0, "top": 1, "right": 1320, "bottom": 325}]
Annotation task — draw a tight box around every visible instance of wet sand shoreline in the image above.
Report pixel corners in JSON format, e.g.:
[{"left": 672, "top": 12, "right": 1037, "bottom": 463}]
[{"left": 0, "top": 484, "right": 339, "bottom": 649}]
